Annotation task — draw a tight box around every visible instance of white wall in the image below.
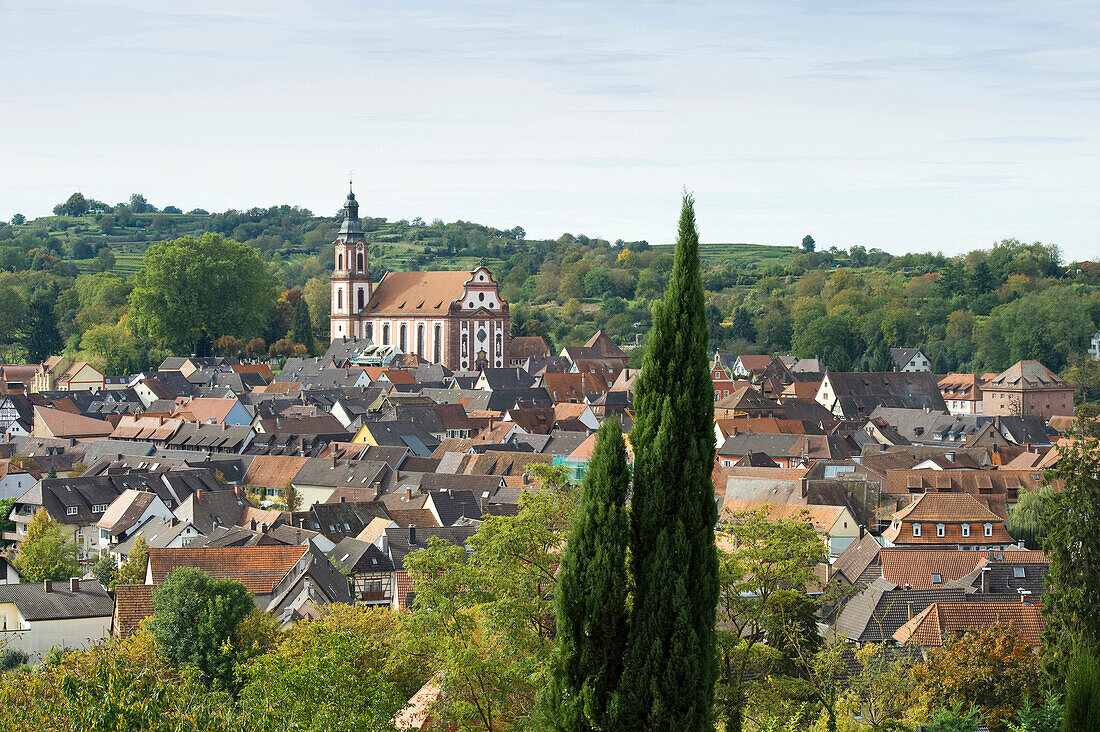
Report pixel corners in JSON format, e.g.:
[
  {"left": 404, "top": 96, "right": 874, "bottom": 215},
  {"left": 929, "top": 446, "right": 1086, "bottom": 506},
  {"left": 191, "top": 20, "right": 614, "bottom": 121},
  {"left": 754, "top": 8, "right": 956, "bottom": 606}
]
[{"left": 0, "top": 615, "right": 112, "bottom": 663}]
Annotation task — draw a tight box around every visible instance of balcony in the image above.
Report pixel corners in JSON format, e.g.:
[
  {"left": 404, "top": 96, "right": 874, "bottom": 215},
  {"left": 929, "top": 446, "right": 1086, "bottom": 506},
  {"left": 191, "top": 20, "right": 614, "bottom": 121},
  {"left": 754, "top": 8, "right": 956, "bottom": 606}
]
[{"left": 358, "top": 591, "right": 390, "bottom": 604}]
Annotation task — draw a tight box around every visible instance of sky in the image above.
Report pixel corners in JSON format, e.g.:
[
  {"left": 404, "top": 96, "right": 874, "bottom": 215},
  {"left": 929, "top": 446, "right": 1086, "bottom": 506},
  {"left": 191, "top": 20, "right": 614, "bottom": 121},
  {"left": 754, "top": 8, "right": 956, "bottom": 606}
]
[{"left": 2, "top": 0, "right": 1098, "bottom": 259}]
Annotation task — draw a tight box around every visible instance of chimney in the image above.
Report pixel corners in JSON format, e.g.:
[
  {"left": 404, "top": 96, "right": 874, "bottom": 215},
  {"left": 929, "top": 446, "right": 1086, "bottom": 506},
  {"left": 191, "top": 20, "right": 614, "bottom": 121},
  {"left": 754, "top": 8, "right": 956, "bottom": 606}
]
[
  {"left": 408, "top": 524, "right": 417, "bottom": 545},
  {"left": 195, "top": 489, "right": 203, "bottom": 503},
  {"left": 331, "top": 456, "right": 337, "bottom": 469},
  {"left": 907, "top": 602, "right": 914, "bottom": 620},
  {"left": 405, "top": 487, "right": 412, "bottom": 501},
  {"left": 250, "top": 518, "right": 257, "bottom": 531},
  {"left": 1019, "top": 590, "right": 1032, "bottom": 604},
  {"left": 980, "top": 565, "right": 991, "bottom": 593},
  {"left": 43, "top": 580, "right": 53, "bottom": 593},
  {"left": 234, "top": 486, "right": 242, "bottom": 498},
  {"left": 260, "top": 523, "right": 268, "bottom": 534},
  {"left": 69, "top": 578, "right": 79, "bottom": 592},
  {"left": 295, "top": 529, "right": 302, "bottom": 544}
]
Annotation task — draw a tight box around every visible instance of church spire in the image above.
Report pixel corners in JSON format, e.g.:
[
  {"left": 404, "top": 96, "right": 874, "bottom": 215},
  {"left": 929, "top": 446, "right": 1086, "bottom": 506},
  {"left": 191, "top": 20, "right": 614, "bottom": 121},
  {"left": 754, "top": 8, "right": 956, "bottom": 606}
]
[{"left": 338, "top": 180, "right": 365, "bottom": 239}]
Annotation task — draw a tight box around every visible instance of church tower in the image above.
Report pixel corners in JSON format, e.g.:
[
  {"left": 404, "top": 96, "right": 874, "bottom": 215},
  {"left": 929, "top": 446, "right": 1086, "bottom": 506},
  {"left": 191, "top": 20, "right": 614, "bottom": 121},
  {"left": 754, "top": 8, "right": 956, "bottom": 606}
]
[{"left": 329, "top": 183, "right": 373, "bottom": 341}]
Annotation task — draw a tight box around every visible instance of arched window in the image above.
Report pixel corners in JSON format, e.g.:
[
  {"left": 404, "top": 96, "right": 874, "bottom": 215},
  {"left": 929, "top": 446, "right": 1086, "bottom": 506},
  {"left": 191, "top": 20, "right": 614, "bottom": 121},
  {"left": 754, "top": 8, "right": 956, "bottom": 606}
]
[
  {"left": 417, "top": 325, "right": 425, "bottom": 358},
  {"left": 357, "top": 289, "right": 365, "bottom": 312},
  {"left": 383, "top": 324, "right": 390, "bottom": 345},
  {"left": 338, "top": 253, "right": 343, "bottom": 271},
  {"left": 434, "top": 325, "right": 442, "bottom": 363},
  {"left": 366, "top": 323, "right": 373, "bottom": 341},
  {"left": 357, "top": 253, "right": 364, "bottom": 272},
  {"left": 336, "top": 289, "right": 343, "bottom": 311},
  {"left": 400, "top": 324, "right": 407, "bottom": 352}
]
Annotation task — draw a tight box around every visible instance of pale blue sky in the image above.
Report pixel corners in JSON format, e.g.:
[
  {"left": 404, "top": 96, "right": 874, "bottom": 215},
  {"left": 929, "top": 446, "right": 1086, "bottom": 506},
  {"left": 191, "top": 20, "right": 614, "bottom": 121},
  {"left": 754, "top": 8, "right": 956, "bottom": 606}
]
[{"left": 2, "top": 0, "right": 1098, "bottom": 259}]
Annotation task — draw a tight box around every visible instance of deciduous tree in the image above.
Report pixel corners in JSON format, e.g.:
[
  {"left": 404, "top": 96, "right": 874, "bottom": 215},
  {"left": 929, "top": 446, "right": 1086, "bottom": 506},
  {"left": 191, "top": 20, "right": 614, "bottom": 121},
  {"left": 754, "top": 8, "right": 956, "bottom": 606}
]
[{"left": 14, "top": 508, "right": 80, "bottom": 582}]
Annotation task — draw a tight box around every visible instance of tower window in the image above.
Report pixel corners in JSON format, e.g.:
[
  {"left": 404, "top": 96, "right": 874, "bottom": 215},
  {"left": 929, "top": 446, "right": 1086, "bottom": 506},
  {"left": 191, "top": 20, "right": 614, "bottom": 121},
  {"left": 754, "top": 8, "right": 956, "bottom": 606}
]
[
  {"left": 400, "top": 324, "right": 407, "bottom": 352},
  {"left": 337, "top": 289, "right": 343, "bottom": 311},
  {"left": 338, "top": 253, "right": 343, "bottom": 271},
  {"left": 357, "top": 253, "right": 364, "bottom": 272},
  {"left": 357, "top": 289, "right": 365, "bottom": 312}
]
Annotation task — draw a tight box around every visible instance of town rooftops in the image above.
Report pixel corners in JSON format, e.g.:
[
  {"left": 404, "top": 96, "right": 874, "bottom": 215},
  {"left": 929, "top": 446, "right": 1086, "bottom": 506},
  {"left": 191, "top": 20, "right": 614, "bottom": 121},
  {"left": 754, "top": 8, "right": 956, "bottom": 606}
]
[
  {"left": 365, "top": 270, "right": 477, "bottom": 315},
  {"left": 147, "top": 545, "right": 309, "bottom": 595},
  {"left": 892, "top": 601, "right": 1045, "bottom": 647},
  {"left": 986, "top": 360, "right": 1071, "bottom": 390},
  {"left": 0, "top": 579, "right": 112, "bottom": 621}
]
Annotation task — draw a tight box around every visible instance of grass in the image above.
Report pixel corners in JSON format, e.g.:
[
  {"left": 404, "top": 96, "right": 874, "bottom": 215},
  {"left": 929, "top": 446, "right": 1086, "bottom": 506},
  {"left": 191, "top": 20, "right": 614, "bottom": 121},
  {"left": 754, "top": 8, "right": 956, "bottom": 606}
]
[{"left": 653, "top": 241, "right": 799, "bottom": 269}]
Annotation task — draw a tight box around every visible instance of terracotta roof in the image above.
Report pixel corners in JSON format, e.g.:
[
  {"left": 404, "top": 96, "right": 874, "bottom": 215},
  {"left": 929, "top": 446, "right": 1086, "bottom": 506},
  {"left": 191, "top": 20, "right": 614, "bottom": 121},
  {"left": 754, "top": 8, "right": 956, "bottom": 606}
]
[
  {"left": 113, "top": 584, "right": 155, "bottom": 639},
  {"left": 878, "top": 549, "right": 986, "bottom": 589},
  {"left": 34, "top": 405, "right": 113, "bottom": 438},
  {"left": 987, "top": 360, "right": 1070, "bottom": 391},
  {"left": 170, "top": 398, "right": 239, "bottom": 424},
  {"left": 510, "top": 336, "right": 550, "bottom": 359},
  {"left": 366, "top": 270, "right": 473, "bottom": 315},
  {"left": 892, "top": 601, "right": 1045, "bottom": 646},
  {"left": 243, "top": 455, "right": 310, "bottom": 489},
  {"left": 721, "top": 499, "right": 848, "bottom": 533},
  {"left": 734, "top": 354, "right": 773, "bottom": 372},
  {"left": 892, "top": 490, "right": 1007, "bottom": 523},
  {"left": 393, "top": 675, "right": 445, "bottom": 731},
  {"left": 147, "top": 546, "right": 308, "bottom": 594}
]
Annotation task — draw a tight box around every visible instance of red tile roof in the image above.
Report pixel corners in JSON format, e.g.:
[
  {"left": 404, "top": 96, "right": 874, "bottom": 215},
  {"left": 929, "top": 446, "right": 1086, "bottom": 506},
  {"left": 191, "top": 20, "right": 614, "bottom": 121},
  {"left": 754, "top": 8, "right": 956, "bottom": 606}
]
[
  {"left": 113, "top": 584, "right": 154, "bottom": 639},
  {"left": 147, "top": 546, "right": 307, "bottom": 594},
  {"left": 893, "top": 601, "right": 1045, "bottom": 646}
]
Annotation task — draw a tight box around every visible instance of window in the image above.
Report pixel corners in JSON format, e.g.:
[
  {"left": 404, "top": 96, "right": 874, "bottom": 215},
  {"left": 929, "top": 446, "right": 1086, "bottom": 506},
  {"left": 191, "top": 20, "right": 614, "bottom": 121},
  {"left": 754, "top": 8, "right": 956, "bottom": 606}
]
[
  {"left": 92, "top": 504, "right": 107, "bottom": 513},
  {"left": 961, "top": 523, "right": 970, "bottom": 537},
  {"left": 338, "top": 253, "right": 343, "bottom": 271},
  {"left": 912, "top": 523, "right": 921, "bottom": 537},
  {"left": 935, "top": 523, "right": 945, "bottom": 537},
  {"left": 357, "top": 252, "right": 364, "bottom": 272},
  {"left": 400, "top": 325, "right": 407, "bottom": 352},
  {"left": 66, "top": 506, "right": 78, "bottom": 516},
  {"left": 984, "top": 523, "right": 993, "bottom": 537},
  {"left": 434, "top": 325, "right": 442, "bottom": 362},
  {"left": 417, "top": 325, "right": 425, "bottom": 358},
  {"left": 382, "top": 324, "right": 390, "bottom": 345},
  {"left": 1013, "top": 567, "right": 1026, "bottom": 578},
  {"left": 931, "top": 573, "right": 942, "bottom": 584},
  {"left": 337, "top": 289, "right": 343, "bottom": 310},
  {"left": 357, "top": 289, "right": 365, "bottom": 312}
]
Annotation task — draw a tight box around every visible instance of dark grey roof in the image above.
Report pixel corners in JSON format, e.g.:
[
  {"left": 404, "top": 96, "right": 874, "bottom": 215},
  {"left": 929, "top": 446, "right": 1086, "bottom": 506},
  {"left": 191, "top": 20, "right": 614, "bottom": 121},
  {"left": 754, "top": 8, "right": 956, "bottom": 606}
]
[
  {"left": 384, "top": 525, "right": 479, "bottom": 570},
  {"left": 831, "top": 537, "right": 883, "bottom": 585},
  {"left": 427, "top": 489, "right": 483, "bottom": 526},
  {"left": 834, "top": 579, "right": 967, "bottom": 643},
  {"left": 0, "top": 580, "right": 113, "bottom": 620},
  {"left": 289, "top": 501, "right": 391, "bottom": 542},
  {"left": 292, "top": 458, "right": 388, "bottom": 489},
  {"left": 477, "top": 368, "right": 536, "bottom": 391},
  {"left": 329, "top": 537, "right": 394, "bottom": 573},
  {"left": 889, "top": 348, "right": 923, "bottom": 369}
]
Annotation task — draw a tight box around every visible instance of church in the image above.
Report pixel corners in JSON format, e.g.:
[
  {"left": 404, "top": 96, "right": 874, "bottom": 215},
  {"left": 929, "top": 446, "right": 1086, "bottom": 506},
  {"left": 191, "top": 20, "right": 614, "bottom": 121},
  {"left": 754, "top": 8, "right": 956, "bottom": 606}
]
[{"left": 329, "top": 185, "right": 510, "bottom": 371}]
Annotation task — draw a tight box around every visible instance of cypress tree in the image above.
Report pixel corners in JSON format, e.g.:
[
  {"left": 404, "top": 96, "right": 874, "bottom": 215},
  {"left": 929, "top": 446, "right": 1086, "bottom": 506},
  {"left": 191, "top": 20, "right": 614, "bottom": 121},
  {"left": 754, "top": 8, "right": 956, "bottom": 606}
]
[
  {"left": 548, "top": 418, "right": 630, "bottom": 731},
  {"left": 1063, "top": 649, "right": 1100, "bottom": 732},
  {"left": 292, "top": 297, "right": 313, "bottom": 354},
  {"left": 21, "top": 289, "right": 63, "bottom": 363},
  {"left": 618, "top": 193, "right": 718, "bottom": 730}
]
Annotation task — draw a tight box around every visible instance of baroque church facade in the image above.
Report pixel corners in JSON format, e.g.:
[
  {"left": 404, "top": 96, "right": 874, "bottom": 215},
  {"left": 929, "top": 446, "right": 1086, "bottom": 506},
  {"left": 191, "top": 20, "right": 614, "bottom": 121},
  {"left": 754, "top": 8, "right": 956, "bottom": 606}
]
[{"left": 329, "top": 186, "right": 510, "bottom": 371}]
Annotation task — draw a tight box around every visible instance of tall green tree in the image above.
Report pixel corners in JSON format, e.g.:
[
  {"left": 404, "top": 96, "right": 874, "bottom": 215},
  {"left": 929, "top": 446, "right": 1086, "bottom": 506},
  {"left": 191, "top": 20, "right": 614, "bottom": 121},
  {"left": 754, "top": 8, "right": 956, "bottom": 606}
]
[
  {"left": 14, "top": 508, "right": 80, "bottom": 582},
  {"left": 20, "top": 288, "right": 63, "bottom": 362},
  {"left": 127, "top": 233, "right": 278, "bottom": 354},
  {"left": 148, "top": 567, "right": 255, "bottom": 691},
  {"left": 292, "top": 296, "right": 314, "bottom": 353},
  {"left": 1062, "top": 649, "right": 1100, "bottom": 732},
  {"left": 548, "top": 419, "right": 630, "bottom": 731},
  {"left": 1041, "top": 411, "right": 1100, "bottom": 676},
  {"left": 619, "top": 194, "right": 719, "bottom": 731}
]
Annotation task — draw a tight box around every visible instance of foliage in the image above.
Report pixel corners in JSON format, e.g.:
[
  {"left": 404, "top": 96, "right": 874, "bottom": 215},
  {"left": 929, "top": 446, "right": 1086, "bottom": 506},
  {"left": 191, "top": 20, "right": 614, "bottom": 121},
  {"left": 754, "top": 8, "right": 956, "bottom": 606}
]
[
  {"left": 620, "top": 194, "right": 718, "bottom": 731},
  {"left": 1, "top": 647, "right": 29, "bottom": 671},
  {"left": 280, "top": 482, "right": 303, "bottom": 513},
  {"left": 1004, "top": 692, "right": 1063, "bottom": 732},
  {"left": 1041, "top": 412, "right": 1100, "bottom": 674},
  {"left": 69, "top": 460, "right": 87, "bottom": 477},
  {"left": 21, "top": 288, "right": 63, "bottom": 362},
  {"left": 239, "top": 605, "right": 415, "bottom": 732},
  {"left": 402, "top": 465, "right": 578, "bottom": 731},
  {"left": 128, "top": 233, "right": 278, "bottom": 353},
  {"left": 714, "top": 508, "right": 827, "bottom": 730},
  {"left": 909, "top": 624, "right": 1043, "bottom": 732},
  {"left": 0, "top": 496, "right": 15, "bottom": 536},
  {"left": 148, "top": 567, "right": 257, "bottom": 691},
  {"left": 923, "top": 703, "right": 981, "bottom": 732},
  {"left": 1007, "top": 485, "right": 1055, "bottom": 550},
  {"left": 13, "top": 508, "right": 80, "bottom": 582},
  {"left": 1061, "top": 649, "right": 1100, "bottom": 732},
  {"left": 115, "top": 535, "right": 149, "bottom": 586},
  {"left": 547, "top": 419, "right": 630, "bottom": 731},
  {"left": 92, "top": 553, "right": 117, "bottom": 589}
]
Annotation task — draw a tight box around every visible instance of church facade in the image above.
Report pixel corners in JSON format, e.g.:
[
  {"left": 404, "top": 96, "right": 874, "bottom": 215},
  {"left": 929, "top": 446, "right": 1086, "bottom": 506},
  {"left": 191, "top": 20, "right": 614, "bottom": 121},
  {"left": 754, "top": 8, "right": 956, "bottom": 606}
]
[{"left": 329, "top": 186, "right": 510, "bottom": 371}]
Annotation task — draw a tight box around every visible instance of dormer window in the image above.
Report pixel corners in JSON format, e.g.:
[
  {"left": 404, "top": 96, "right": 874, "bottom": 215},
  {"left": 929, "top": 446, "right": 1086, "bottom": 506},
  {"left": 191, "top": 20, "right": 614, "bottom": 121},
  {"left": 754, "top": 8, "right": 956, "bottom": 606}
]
[
  {"left": 984, "top": 523, "right": 993, "bottom": 537},
  {"left": 1013, "top": 567, "right": 1026, "bottom": 578},
  {"left": 912, "top": 523, "right": 921, "bottom": 537},
  {"left": 936, "top": 523, "right": 945, "bottom": 538},
  {"left": 92, "top": 504, "right": 107, "bottom": 514},
  {"left": 961, "top": 523, "right": 970, "bottom": 537},
  {"left": 66, "top": 506, "right": 78, "bottom": 516}
]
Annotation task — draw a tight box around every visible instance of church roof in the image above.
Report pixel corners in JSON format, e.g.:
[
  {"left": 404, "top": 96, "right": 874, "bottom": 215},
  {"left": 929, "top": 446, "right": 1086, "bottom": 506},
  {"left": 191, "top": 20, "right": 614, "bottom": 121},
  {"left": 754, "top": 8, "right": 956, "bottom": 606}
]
[{"left": 365, "top": 270, "right": 475, "bottom": 316}]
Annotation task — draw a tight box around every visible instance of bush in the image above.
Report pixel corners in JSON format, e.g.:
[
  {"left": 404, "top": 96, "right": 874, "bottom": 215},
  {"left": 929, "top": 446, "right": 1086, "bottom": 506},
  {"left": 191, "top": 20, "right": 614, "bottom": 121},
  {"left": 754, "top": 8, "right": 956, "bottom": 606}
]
[{"left": 1, "top": 647, "right": 29, "bottom": 671}]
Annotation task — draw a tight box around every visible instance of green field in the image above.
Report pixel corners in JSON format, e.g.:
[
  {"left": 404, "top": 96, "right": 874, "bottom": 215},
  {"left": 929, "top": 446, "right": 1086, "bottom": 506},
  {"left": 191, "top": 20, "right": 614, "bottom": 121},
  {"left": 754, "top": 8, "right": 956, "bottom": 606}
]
[{"left": 653, "top": 241, "right": 799, "bottom": 268}]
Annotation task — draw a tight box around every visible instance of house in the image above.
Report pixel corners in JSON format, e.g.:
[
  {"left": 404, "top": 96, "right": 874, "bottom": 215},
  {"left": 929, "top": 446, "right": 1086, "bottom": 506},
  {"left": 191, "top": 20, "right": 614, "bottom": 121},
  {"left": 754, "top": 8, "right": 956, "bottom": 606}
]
[
  {"left": 938, "top": 373, "right": 986, "bottom": 416},
  {"left": 96, "top": 489, "right": 174, "bottom": 551},
  {"left": 170, "top": 397, "right": 252, "bottom": 426},
  {"left": 31, "top": 406, "right": 113, "bottom": 440},
  {"left": 881, "top": 493, "right": 1016, "bottom": 550},
  {"left": 1090, "top": 331, "right": 1100, "bottom": 361},
  {"left": 0, "top": 555, "right": 21, "bottom": 584},
  {"left": 32, "top": 357, "right": 105, "bottom": 393},
  {"left": 730, "top": 354, "right": 772, "bottom": 379},
  {"left": 290, "top": 457, "right": 390, "bottom": 509},
  {"left": 710, "top": 352, "right": 737, "bottom": 402},
  {"left": 375, "top": 524, "right": 479, "bottom": 611},
  {"left": 350, "top": 421, "right": 439, "bottom": 457},
  {"left": 982, "top": 360, "right": 1075, "bottom": 421},
  {"left": 889, "top": 348, "right": 931, "bottom": 373},
  {"left": 893, "top": 601, "right": 1045, "bottom": 651},
  {"left": 881, "top": 468, "right": 1042, "bottom": 519},
  {"left": 721, "top": 498, "right": 860, "bottom": 559},
  {"left": 328, "top": 536, "right": 396, "bottom": 606},
  {"left": 0, "top": 461, "right": 38, "bottom": 500},
  {"left": 815, "top": 372, "right": 947, "bottom": 419},
  {"left": 560, "top": 330, "right": 629, "bottom": 370},
  {"left": 717, "top": 433, "right": 855, "bottom": 468},
  {"left": 508, "top": 336, "right": 551, "bottom": 366},
  {"left": 0, "top": 579, "right": 113, "bottom": 661},
  {"left": 834, "top": 578, "right": 967, "bottom": 644}
]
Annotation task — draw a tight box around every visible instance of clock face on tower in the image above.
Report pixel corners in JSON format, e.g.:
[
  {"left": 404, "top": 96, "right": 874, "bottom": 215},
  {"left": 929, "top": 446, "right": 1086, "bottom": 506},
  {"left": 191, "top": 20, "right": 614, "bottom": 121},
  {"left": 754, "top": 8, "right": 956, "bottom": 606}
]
[{"left": 356, "top": 242, "right": 364, "bottom": 252}]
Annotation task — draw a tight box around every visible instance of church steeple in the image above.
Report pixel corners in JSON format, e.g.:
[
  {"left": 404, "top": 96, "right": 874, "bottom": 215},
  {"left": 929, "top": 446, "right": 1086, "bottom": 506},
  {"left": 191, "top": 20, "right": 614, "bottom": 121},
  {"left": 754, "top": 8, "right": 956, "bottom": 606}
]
[{"left": 338, "top": 180, "right": 365, "bottom": 239}]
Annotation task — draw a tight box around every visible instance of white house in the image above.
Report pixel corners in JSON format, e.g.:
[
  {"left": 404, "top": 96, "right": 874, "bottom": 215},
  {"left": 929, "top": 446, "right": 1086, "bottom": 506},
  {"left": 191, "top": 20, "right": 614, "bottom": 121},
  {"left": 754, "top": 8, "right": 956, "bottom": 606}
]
[
  {"left": 890, "top": 348, "right": 931, "bottom": 373},
  {"left": 0, "top": 579, "right": 113, "bottom": 662},
  {"left": 1089, "top": 331, "right": 1100, "bottom": 361}
]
